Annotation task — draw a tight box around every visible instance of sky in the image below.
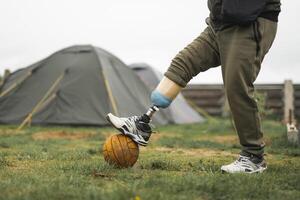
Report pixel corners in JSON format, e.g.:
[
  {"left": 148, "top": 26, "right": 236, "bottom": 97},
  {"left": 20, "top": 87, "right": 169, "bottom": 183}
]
[{"left": 0, "top": 0, "right": 299, "bottom": 83}]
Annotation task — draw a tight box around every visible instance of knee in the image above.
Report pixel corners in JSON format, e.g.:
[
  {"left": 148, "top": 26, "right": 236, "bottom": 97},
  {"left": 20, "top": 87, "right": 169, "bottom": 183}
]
[
  {"left": 225, "top": 80, "right": 257, "bottom": 109},
  {"left": 151, "top": 90, "right": 172, "bottom": 108},
  {"left": 225, "top": 85, "right": 235, "bottom": 100}
]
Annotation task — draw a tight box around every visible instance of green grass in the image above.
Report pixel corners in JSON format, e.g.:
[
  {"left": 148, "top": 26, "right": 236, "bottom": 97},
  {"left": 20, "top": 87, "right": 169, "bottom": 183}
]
[{"left": 0, "top": 118, "right": 299, "bottom": 200}]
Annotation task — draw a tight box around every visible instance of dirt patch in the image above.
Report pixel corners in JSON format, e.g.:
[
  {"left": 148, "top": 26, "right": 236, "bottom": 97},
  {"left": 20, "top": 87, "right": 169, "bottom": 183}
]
[
  {"left": 149, "top": 133, "right": 163, "bottom": 142},
  {"left": 158, "top": 131, "right": 181, "bottom": 137},
  {"left": 264, "top": 137, "right": 273, "bottom": 146},
  {"left": 157, "top": 131, "right": 239, "bottom": 144},
  {"left": 201, "top": 135, "right": 272, "bottom": 146},
  {"left": 0, "top": 129, "right": 25, "bottom": 136},
  {"left": 197, "top": 135, "right": 238, "bottom": 144},
  {"left": 143, "top": 147, "right": 236, "bottom": 157},
  {"left": 32, "top": 131, "right": 97, "bottom": 141},
  {"left": 8, "top": 160, "right": 48, "bottom": 172}
]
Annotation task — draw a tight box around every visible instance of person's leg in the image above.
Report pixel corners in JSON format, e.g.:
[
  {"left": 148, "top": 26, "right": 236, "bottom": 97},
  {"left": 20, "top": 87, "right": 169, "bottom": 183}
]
[
  {"left": 148, "top": 25, "right": 222, "bottom": 112},
  {"left": 219, "top": 18, "right": 278, "bottom": 173},
  {"left": 107, "top": 26, "right": 221, "bottom": 145}
]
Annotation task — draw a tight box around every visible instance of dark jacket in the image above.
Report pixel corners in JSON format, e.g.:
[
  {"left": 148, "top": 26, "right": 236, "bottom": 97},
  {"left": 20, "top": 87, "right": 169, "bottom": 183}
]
[{"left": 208, "top": 0, "right": 281, "bottom": 30}]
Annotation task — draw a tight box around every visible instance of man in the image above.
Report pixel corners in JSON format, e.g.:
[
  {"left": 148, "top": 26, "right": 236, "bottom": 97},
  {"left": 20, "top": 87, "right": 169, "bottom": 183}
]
[{"left": 107, "top": 0, "right": 281, "bottom": 173}]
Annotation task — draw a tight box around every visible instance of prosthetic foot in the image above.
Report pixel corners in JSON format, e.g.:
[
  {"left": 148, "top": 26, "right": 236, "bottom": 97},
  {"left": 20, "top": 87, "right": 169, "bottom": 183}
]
[
  {"left": 106, "top": 77, "right": 182, "bottom": 146},
  {"left": 106, "top": 108, "right": 158, "bottom": 146}
]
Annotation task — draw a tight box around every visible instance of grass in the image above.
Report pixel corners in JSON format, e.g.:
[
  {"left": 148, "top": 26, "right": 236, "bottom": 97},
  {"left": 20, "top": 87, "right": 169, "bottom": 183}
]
[{"left": 0, "top": 118, "right": 299, "bottom": 200}]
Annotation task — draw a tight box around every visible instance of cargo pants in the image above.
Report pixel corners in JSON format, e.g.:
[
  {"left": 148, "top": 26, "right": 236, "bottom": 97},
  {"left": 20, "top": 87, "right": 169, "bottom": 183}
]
[{"left": 165, "top": 18, "right": 278, "bottom": 157}]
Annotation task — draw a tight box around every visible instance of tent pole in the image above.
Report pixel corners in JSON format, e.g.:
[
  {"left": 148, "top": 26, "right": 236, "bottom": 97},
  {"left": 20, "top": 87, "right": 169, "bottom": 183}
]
[
  {"left": 101, "top": 72, "right": 118, "bottom": 115},
  {"left": 27, "top": 93, "right": 57, "bottom": 128},
  {"left": 92, "top": 46, "right": 118, "bottom": 116},
  {"left": 0, "top": 71, "right": 32, "bottom": 99},
  {"left": 17, "top": 73, "right": 65, "bottom": 131},
  {"left": 34, "top": 93, "right": 57, "bottom": 114}
]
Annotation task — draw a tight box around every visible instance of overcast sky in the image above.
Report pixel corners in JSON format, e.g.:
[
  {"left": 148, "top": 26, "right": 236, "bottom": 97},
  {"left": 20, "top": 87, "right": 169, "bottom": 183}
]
[{"left": 0, "top": 0, "right": 299, "bottom": 83}]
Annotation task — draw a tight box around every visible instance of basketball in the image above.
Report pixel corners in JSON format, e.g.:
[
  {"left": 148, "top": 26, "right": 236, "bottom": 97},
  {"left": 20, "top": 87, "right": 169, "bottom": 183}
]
[{"left": 103, "top": 134, "right": 139, "bottom": 168}]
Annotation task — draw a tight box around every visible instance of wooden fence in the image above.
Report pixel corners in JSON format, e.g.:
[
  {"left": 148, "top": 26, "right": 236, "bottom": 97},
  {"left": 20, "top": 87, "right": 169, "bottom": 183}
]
[{"left": 182, "top": 81, "right": 300, "bottom": 122}]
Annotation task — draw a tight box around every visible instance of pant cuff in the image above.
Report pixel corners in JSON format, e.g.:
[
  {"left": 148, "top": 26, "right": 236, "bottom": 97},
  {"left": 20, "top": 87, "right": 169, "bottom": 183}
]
[{"left": 240, "top": 148, "right": 264, "bottom": 158}]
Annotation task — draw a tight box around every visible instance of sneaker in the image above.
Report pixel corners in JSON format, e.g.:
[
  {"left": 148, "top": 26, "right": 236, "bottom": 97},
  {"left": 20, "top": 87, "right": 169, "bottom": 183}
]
[
  {"left": 106, "top": 113, "right": 153, "bottom": 146},
  {"left": 221, "top": 155, "right": 267, "bottom": 174}
]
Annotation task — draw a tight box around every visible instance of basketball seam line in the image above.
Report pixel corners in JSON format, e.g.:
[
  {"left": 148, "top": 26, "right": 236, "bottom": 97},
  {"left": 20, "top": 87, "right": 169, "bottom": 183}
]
[
  {"left": 127, "top": 137, "right": 139, "bottom": 163},
  {"left": 117, "top": 135, "right": 129, "bottom": 167},
  {"left": 126, "top": 137, "right": 139, "bottom": 157},
  {"left": 110, "top": 136, "right": 122, "bottom": 166}
]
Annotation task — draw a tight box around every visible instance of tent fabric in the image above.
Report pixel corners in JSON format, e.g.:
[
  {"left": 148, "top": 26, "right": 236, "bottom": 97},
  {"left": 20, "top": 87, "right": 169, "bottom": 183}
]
[
  {"left": 130, "top": 63, "right": 205, "bottom": 124},
  {"left": 0, "top": 45, "right": 170, "bottom": 126}
]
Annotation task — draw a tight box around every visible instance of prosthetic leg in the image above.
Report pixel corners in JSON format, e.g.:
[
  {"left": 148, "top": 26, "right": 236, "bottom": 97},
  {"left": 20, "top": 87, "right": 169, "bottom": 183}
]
[
  {"left": 145, "top": 76, "right": 182, "bottom": 117},
  {"left": 106, "top": 77, "right": 182, "bottom": 146}
]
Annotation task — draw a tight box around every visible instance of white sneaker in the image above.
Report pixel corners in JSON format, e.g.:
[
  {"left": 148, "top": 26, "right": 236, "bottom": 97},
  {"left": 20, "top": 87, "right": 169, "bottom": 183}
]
[
  {"left": 106, "top": 113, "right": 153, "bottom": 146},
  {"left": 221, "top": 155, "right": 267, "bottom": 174}
]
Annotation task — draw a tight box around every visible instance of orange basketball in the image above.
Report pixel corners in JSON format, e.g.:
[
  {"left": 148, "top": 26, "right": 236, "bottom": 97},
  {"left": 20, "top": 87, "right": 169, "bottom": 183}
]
[{"left": 103, "top": 134, "right": 139, "bottom": 168}]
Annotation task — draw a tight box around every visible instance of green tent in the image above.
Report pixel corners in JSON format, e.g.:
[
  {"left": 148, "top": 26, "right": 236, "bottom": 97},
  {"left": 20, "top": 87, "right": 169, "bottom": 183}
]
[{"left": 0, "top": 45, "right": 169, "bottom": 126}]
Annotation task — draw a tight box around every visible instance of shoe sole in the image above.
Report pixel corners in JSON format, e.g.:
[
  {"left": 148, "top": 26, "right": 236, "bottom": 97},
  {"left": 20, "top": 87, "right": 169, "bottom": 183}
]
[
  {"left": 106, "top": 115, "right": 148, "bottom": 146},
  {"left": 221, "top": 166, "right": 267, "bottom": 174},
  {"left": 249, "top": 166, "right": 267, "bottom": 174}
]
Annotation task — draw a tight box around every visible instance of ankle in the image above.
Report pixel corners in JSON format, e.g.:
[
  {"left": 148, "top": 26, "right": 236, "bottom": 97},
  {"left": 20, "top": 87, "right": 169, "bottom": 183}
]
[{"left": 240, "top": 152, "right": 264, "bottom": 164}]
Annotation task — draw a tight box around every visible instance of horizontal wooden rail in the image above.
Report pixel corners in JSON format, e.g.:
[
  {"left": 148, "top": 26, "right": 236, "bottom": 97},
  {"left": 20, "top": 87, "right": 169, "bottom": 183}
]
[{"left": 182, "top": 82, "right": 300, "bottom": 121}]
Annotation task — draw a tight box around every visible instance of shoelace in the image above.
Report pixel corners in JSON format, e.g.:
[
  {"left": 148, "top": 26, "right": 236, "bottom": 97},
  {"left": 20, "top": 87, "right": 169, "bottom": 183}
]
[
  {"left": 234, "top": 156, "right": 257, "bottom": 170},
  {"left": 124, "top": 116, "right": 139, "bottom": 134},
  {"left": 238, "top": 156, "right": 250, "bottom": 162},
  {"left": 232, "top": 156, "right": 248, "bottom": 166}
]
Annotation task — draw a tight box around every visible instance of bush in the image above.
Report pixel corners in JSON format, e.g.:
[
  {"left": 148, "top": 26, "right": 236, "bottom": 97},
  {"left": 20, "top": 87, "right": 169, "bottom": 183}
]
[{"left": 255, "top": 91, "right": 273, "bottom": 119}]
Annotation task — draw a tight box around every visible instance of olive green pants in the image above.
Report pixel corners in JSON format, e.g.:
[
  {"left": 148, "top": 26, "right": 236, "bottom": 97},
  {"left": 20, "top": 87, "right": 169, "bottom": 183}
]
[{"left": 165, "top": 18, "right": 278, "bottom": 157}]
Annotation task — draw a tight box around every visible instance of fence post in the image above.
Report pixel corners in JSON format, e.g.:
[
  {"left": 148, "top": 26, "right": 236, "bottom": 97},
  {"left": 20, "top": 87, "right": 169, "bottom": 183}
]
[
  {"left": 284, "top": 80, "right": 295, "bottom": 123},
  {"left": 284, "top": 80, "right": 299, "bottom": 145}
]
